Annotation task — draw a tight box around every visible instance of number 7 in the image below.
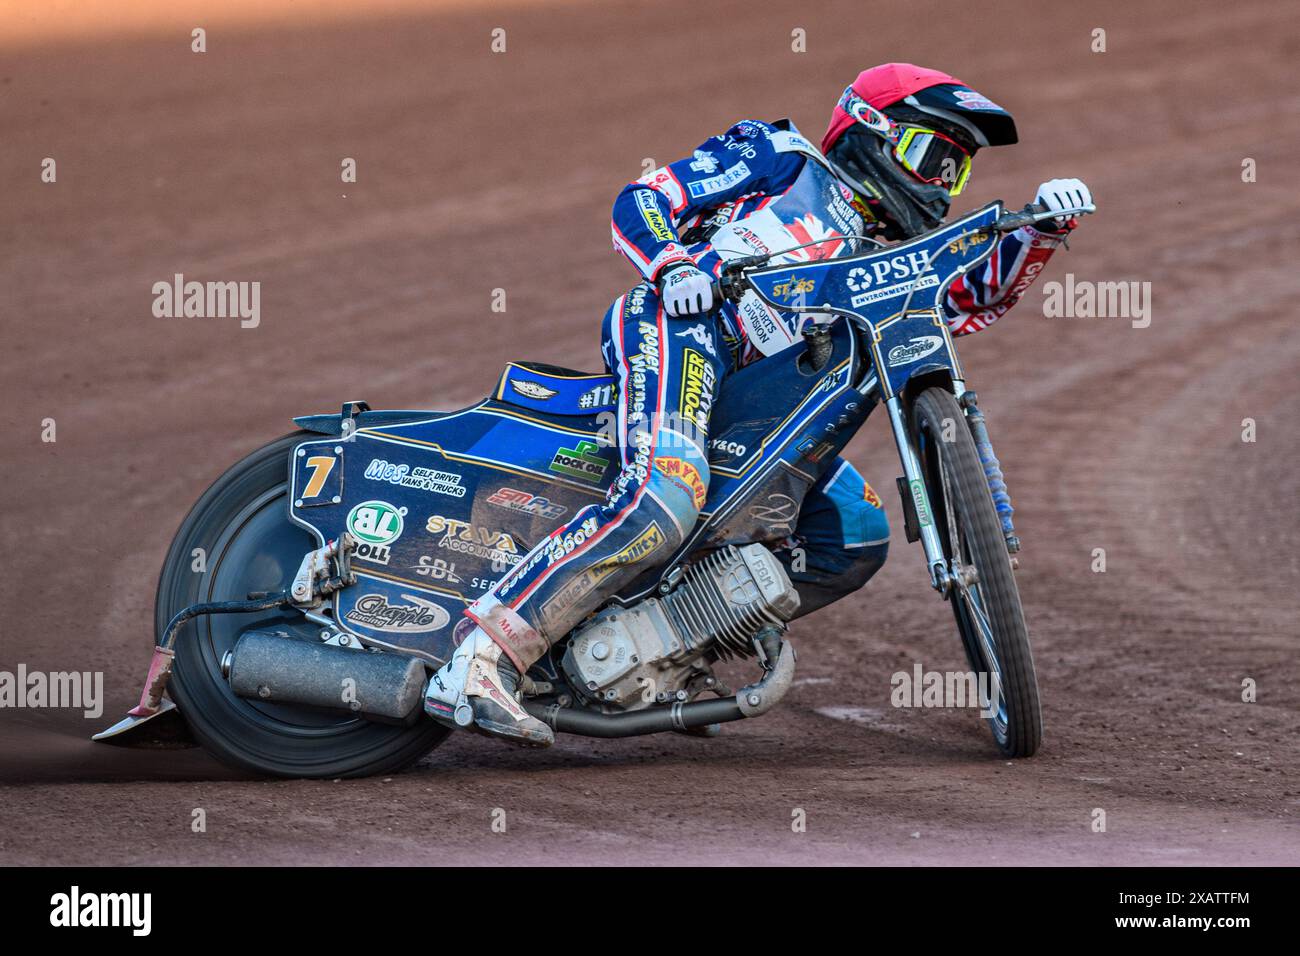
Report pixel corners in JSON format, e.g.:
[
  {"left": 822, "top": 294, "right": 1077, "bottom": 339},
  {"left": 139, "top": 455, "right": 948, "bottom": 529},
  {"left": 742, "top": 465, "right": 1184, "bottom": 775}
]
[{"left": 302, "top": 456, "right": 337, "bottom": 498}]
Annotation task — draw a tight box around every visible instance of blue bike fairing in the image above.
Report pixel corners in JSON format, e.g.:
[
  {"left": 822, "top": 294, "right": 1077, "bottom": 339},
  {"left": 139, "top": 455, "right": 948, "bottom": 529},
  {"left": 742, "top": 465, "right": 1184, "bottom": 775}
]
[{"left": 288, "top": 297, "right": 880, "bottom": 665}]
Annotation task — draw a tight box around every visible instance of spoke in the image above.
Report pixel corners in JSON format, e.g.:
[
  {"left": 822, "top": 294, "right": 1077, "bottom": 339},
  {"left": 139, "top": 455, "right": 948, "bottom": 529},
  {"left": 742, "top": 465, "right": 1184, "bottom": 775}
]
[
  {"left": 935, "top": 441, "right": 963, "bottom": 560},
  {"left": 960, "top": 585, "right": 1000, "bottom": 675},
  {"left": 959, "top": 585, "right": 1007, "bottom": 726}
]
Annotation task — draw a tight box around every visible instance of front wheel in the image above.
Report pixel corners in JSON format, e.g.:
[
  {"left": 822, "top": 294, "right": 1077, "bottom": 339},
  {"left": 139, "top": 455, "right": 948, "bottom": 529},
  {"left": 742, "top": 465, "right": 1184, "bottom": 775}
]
[
  {"left": 157, "top": 431, "right": 450, "bottom": 778},
  {"left": 912, "top": 388, "right": 1042, "bottom": 757}
]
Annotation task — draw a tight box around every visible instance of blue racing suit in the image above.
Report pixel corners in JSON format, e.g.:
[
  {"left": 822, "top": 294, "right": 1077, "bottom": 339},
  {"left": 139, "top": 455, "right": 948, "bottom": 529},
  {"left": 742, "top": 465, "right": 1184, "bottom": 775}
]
[{"left": 467, "top": 119, "right": 1066, "bottom": 669}]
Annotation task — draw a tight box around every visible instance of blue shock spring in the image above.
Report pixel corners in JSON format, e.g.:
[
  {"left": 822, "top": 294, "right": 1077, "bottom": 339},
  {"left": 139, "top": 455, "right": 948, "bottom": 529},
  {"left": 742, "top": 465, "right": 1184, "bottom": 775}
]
[{"left": 964, "top": 399, "right": 1019, "bottom": 553}]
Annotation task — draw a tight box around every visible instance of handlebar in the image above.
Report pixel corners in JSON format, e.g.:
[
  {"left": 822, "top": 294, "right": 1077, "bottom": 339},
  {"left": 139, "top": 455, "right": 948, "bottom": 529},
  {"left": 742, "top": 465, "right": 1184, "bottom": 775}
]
[
  {"left": 710, "top": 253, "right": 766, "bottom": 305},
  {"left": 708, "top": 201, "right": 1096, "bottom": 305},
  {"left": 992, "top": 201, "right": 1096, "bottom": 232}
]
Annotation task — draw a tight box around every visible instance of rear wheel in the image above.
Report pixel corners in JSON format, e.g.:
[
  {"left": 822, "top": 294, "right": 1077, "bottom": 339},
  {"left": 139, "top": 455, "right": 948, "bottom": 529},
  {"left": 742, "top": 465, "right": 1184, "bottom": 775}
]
[
  {"left": 912, "top": 388, "right": 1042, "bottom": 757},
  {"left": 157, "top": 431, "right": 449, "bottom": 778}
]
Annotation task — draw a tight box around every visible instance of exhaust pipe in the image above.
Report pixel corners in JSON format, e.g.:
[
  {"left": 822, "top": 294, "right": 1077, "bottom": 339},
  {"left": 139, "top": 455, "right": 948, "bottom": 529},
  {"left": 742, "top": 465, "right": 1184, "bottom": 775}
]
[
  {"left": 524, "top": 629, "right": 796, "bottom": 738},
  {"left": 225, "top": 630, "right": 427, "bottom": 725}
]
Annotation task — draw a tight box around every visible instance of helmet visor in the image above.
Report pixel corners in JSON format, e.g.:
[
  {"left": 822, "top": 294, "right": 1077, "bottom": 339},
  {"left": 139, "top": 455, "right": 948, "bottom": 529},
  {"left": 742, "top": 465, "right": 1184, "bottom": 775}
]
[{"left": 893, "top": 126, "right": 972, "bottom": 196}]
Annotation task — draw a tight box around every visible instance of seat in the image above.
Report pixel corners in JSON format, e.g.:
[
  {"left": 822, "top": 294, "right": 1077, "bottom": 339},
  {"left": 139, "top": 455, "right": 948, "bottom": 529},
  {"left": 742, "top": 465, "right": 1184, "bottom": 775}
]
[{"left": 493, "top": 361, "right": 618, "bottom": 416}]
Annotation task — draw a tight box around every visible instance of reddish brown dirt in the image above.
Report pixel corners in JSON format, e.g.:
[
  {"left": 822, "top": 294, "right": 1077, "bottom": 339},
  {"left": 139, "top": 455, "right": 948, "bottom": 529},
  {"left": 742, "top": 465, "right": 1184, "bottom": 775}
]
[{"left": 1, "top": 0, "right": 1297, "bottom": 865}]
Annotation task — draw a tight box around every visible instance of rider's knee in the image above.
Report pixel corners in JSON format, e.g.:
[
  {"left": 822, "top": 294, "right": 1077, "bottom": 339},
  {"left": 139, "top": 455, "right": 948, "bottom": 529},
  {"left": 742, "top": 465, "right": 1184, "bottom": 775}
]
[
  {"left": 857, "top": 498, "right": 890, "bottom": 552},
  {"left": 641, "top": 450, "right": 709, "bottom": 543},
  {"left": 833, "top": 498, "right": 890, "bottom": 591},
  {"left": 841, "top": 538, "right": 889, "bottom": 592}
]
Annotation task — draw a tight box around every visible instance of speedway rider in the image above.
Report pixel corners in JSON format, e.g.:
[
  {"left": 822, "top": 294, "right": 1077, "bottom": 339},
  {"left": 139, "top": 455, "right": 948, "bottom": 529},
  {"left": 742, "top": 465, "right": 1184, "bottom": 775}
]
[{"left": 425, "top": 63, "right": 1092, "bottom": 746}]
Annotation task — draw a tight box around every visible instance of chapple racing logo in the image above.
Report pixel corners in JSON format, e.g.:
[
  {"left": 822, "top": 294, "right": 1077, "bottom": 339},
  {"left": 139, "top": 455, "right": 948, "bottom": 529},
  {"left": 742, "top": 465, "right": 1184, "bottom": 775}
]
[
  {"left": 346, "top": 500, "right": 405, "bottom": 546},
  {"left": 50, "top": 886, "right": 151, "bottom": 936},
  {"left": 886, "top": 336, "right": 944, "bottom": 367},
  {"left": 345, "top": 593, "right": 450, "bottom": 633}
]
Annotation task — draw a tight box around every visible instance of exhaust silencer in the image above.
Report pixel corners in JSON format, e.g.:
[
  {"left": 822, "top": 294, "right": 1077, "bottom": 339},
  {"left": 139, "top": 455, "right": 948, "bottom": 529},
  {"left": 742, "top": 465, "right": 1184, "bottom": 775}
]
[{"left": 225, "top": 630, "right": 427, "bottom": 725}]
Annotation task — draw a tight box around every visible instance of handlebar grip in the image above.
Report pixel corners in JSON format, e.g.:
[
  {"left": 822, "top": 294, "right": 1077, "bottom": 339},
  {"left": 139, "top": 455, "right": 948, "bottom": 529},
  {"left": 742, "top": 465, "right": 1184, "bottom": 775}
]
[
  {"left": 992, "top": 203, "right": 1048, "bottom": 231},
  {"left": 994, "top": 200, "right": 1096, "bottom": 232},
  {"left": 711, "top": 254, "right": 768, "bottom": 304}
]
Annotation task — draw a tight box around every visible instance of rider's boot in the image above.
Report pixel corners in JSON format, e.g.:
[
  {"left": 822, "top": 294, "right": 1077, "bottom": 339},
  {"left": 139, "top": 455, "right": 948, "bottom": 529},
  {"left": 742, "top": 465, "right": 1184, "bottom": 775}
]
[{"left": 423, "top": 625, "right": 554, "bottom": 748}]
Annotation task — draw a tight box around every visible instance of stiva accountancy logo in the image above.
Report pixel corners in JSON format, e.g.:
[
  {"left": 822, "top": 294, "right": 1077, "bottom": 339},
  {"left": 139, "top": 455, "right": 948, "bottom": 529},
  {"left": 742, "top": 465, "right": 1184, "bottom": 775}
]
[{"left": 50, "top": 886, "right": 152, "bottom": 936}]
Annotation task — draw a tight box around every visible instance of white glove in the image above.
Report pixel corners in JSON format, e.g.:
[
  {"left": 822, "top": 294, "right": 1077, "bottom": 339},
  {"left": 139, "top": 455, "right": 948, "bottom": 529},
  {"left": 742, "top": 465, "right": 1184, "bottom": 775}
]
[
  {"left": 1034, "top": 178, "right": 1092, "bottom": 228},
  {"left": 658, "top": 263, "right": 715, "bottom": 317}
]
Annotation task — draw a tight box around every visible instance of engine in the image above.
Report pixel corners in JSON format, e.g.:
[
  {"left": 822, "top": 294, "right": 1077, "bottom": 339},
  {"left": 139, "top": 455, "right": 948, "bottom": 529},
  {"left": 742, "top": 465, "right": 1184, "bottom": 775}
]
[{"left": 561, "top": 544, "right": 800, "bottom": 711}]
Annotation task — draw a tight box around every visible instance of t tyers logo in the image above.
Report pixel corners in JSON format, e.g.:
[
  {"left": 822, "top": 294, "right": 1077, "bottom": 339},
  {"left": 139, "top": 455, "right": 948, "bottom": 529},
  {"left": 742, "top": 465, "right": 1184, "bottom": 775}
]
[{"left": 346, "top": 501, "right": 405, "bottom": 545}]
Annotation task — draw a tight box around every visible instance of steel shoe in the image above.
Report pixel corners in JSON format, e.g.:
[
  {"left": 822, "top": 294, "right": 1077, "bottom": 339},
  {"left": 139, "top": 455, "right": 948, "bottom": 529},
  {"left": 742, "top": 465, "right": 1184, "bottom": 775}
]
[{"left": 424, "top": 627, "right": 554, "bottom": 747}]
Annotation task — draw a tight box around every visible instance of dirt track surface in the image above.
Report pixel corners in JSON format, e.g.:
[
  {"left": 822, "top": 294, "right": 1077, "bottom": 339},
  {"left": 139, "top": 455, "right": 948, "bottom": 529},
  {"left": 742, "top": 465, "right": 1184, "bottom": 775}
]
[{"left": 2, "top": 0, "right": 1297, "bottom": 865}]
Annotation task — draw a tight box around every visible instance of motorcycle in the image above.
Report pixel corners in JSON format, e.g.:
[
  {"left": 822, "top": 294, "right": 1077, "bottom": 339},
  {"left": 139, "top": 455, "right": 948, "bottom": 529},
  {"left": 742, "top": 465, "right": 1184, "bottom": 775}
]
[{"left": 95, "top": 199, "right": 1093, "bottom": 778}]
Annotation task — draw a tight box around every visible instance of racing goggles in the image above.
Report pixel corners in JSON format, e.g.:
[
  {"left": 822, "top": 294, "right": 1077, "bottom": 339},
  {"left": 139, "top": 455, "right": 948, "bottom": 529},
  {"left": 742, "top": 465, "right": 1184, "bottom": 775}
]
[
  {"left": 837, "top": 86, "right": 973, "bottom": 196},
  {"left": 890, "top": 124, "right": 972, "bottom": 196}
]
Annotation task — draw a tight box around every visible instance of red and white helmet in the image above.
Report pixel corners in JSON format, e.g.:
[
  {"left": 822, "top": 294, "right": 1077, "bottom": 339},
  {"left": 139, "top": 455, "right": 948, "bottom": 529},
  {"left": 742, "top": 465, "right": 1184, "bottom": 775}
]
[{"left": 822, "top": 63, "right": 1018, "bottom": 238}]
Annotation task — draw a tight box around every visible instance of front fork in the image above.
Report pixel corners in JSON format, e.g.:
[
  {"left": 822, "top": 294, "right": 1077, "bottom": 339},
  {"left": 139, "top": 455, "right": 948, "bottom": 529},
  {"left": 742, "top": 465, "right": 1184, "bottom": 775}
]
[
  {"left": 885, "top": 382, "right": 1019, "bottom": 597},
  {"left": 886, "top": 395, "right": 952, "bottom": 595}
]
